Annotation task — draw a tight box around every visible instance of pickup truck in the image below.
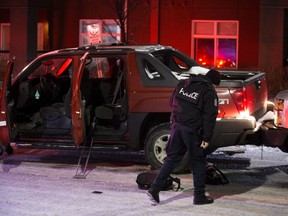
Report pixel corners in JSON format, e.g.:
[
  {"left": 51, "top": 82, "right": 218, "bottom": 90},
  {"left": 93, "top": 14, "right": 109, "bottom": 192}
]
[{"left": 0, "top": 44, "right": 270, "bottom": 173}]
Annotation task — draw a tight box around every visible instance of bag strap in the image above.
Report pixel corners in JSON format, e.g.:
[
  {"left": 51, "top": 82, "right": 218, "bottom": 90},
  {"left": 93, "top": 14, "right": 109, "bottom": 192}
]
[
  {"left": 171, "top": 177, "right": 181, "bottom": 191},
  {"left": 212, "top": 166, "right": 229, "bottom": 184}
]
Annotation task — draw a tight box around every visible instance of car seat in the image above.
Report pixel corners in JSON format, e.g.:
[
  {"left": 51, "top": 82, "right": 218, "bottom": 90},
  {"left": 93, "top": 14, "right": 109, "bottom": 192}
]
[
  {"left": 39, "top": 67, "right": 96, "bottom": 129},
  {"left": 94, "top": 59, "right": 126, "bottom": 129}
]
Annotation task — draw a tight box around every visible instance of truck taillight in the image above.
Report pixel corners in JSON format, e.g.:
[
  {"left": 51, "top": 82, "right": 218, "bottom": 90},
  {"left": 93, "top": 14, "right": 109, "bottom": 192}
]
[{"left": 231, "top": 88, "right": 249, "bottom": 116}]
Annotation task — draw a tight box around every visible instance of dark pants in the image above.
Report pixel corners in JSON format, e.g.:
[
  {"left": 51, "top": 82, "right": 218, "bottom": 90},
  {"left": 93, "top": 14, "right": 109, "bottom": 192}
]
[{"left": 151, "top": 122, "right": 207, "bottom": 196}]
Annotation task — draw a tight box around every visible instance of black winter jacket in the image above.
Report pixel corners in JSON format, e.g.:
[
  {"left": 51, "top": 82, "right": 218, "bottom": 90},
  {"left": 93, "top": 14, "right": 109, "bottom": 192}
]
[{"left": 169, "top": 74, "right": 218, "bottom": 142}]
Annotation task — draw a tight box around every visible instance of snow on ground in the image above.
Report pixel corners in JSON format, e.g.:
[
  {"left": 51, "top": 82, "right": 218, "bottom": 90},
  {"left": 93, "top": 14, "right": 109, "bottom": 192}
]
[{"left": 0, "top": 145, "right": 288, "bottom": 216}]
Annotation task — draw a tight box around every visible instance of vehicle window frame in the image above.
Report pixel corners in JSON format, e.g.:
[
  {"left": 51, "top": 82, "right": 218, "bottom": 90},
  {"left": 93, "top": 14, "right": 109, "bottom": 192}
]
[
  {"left": 152, "top": 49, "right": 200, "bottom": 73},
  {"left": 11, "top": 54, "right": 76, "bottom": 86},
  {"left": 136, "top": 52, "right": 179, "bottom": 87}
]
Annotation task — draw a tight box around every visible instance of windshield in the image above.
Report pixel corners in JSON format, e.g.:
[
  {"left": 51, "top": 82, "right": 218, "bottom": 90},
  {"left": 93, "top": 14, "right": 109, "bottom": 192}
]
[{"left": 28, "top": 58, "right": 72, "bottom": 79}]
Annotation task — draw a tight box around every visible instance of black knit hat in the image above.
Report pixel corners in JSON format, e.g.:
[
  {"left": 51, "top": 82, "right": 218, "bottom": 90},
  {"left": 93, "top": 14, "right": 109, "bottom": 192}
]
[{"left": 205, "top": 69, "right": 221, "bottom": 85}]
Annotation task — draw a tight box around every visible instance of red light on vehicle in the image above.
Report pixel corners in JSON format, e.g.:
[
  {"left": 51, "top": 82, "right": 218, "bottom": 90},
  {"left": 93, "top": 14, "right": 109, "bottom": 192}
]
[
  {"left": 217, "top": 60, "right": 224, "bottom": 68},
  {"left": 231, "top": 88, "right": 248, "bottom": 115},
  {"left": 198, "top": 58, "right": 207, "bottom": 66},
  {"left": 216, "top": 58, "right": 236, "bottom": 69},
  {"left": 217, "top": 107, "right": 225, "bottom": 118}
]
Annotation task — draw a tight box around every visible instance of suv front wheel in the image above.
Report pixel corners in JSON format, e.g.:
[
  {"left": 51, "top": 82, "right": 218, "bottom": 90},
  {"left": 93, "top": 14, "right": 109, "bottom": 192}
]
[{"left": 144, "top": 123, "right": 191, "bottom": 173}]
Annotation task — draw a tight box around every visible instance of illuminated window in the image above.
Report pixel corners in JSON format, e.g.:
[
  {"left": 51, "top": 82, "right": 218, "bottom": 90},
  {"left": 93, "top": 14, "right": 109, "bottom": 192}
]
[
  {"left": 0, "top": 23, "right": 10, "bottom": 51},
  {"left": 0, "top": 23, "right": 48, "bottom": 51},
  {"left": 37, "top": 23, "right": 50, "bottom": 51},
  {"left": 192, "top": 20, "right": 238, "bottom": 69},
  {"left": 79, "top": 19, "right": 121, "bottom": 46}
]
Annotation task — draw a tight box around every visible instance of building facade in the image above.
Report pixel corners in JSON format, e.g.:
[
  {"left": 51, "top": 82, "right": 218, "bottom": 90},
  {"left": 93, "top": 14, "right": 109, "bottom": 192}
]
[{"left": 1, "top": 0, "right": 288, "bottom": 96}]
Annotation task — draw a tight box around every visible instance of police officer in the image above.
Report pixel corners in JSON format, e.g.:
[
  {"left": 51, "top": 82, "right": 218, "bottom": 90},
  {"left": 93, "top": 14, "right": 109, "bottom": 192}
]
[{"left": 147, "top": 69, "right": 221, "bottom": 205}]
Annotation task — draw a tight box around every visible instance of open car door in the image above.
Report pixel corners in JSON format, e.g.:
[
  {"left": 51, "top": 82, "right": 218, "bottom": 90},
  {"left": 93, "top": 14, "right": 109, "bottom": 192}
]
[
  {"left": 71, "top": 52, "right": 89, "bottom": 147},
  {"left": 0, "top": 61, "right": 14, "bottom": 154}
]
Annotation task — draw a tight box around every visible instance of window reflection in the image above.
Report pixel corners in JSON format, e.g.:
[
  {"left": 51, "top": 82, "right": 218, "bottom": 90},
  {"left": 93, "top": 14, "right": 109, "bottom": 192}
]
[{"left": 192, "top": 20, "right": 238, "bottom": 69}]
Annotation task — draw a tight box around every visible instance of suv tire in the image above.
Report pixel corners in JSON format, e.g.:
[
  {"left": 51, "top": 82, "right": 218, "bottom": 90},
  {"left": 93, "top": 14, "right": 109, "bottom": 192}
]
[{"left": 144, "top": 123, "right": 191, "bottom": 174}]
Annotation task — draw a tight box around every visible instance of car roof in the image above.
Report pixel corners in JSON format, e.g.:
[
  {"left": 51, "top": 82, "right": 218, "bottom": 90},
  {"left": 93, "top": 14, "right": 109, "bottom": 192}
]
[{"left": 56, "top": 43, "right": 174, "bottom": 54}]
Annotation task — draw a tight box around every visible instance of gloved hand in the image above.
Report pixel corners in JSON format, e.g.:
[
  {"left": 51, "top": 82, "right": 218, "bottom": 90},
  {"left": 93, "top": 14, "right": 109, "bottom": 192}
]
[{"left": 200, "top": 141, "right": 209, "bottom": 149}]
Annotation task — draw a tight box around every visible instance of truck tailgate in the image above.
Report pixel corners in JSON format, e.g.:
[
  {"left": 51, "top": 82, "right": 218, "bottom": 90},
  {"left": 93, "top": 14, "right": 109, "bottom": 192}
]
[{"left": 219, "top": 71, "right": 268, "bottom": 120}]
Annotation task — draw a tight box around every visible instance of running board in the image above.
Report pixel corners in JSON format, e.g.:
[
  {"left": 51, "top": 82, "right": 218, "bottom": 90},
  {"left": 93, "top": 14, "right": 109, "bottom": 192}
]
[{"left": 15, "top": 142, "right": 126, "bottom": 151}]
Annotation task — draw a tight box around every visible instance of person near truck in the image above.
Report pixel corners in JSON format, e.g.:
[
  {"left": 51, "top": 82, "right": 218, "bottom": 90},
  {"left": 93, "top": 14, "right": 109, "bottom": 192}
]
[{"left": 147, "top": 69, "right": 221, "bottom": 205}]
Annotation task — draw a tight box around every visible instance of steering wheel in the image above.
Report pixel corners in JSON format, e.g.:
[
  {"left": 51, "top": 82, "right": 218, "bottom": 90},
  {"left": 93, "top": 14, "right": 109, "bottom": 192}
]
[{"left": 39, "top": 73, "right": 60, "bottom": 100}]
